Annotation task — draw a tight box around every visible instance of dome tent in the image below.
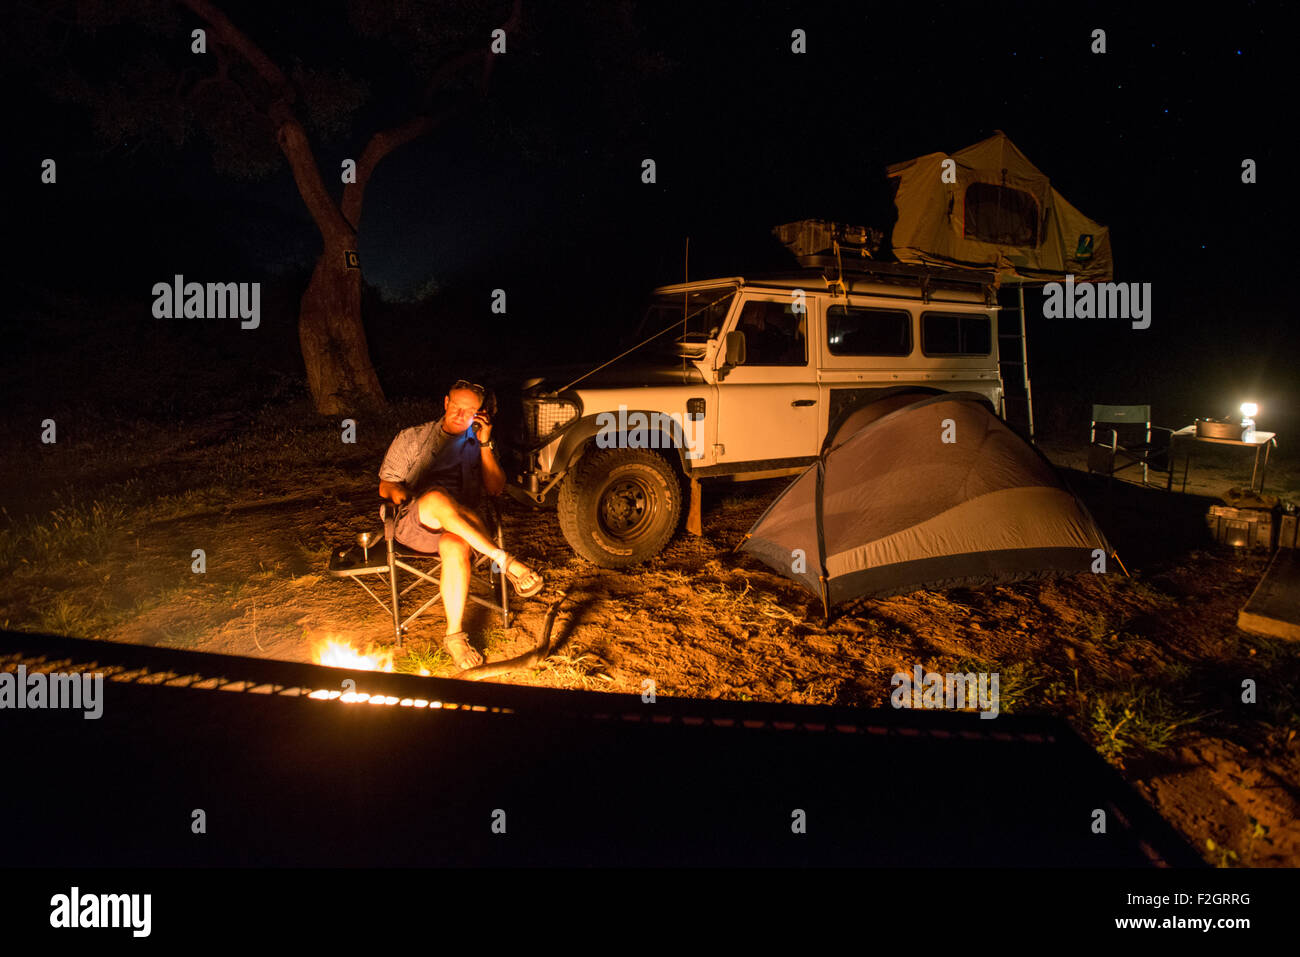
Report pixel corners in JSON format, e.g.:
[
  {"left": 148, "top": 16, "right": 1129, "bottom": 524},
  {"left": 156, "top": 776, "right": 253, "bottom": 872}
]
[{"left": 739, "top": 393, "right": 1113, "bottom": 617}]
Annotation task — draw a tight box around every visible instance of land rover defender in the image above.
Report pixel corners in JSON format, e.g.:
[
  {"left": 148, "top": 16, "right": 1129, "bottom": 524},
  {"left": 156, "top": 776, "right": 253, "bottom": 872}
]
[{"left": 505, "top": 259, "right": 1013, "bottom": 567}]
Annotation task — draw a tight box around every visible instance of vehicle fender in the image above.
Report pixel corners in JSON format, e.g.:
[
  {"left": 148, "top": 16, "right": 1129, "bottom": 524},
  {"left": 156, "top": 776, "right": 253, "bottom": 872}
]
[{"left": 556, "top": 414, "right": 695, "bottom": 476}]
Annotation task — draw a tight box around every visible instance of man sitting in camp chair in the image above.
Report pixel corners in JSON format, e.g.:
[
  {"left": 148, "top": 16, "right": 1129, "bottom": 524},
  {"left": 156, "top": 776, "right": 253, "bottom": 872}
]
[{"left": 378, "top": 379, "right": 544, "bottom": 669}]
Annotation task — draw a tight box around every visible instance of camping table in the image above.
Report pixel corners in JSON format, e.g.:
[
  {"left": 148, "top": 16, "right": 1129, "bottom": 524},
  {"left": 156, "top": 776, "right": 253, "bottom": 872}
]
[{"left": 1167, "top": 426, "right": 1277, "bottom": 494}]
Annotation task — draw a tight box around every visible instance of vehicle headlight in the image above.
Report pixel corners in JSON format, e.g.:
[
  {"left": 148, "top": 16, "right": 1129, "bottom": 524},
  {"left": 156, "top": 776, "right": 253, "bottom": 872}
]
[{"left": 522, "top": 398, "right": 580, "bottom": 444}]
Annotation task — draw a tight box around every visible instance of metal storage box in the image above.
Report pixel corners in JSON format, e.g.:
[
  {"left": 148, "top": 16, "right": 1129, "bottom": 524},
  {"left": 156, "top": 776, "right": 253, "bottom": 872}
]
[
  {"left": 1196, "top": 418, "right": 1245, "bottom": 440},
  {"left": 1206, "top": 505, "right": 1275, "bottom": 549},
  {"left": 1278, "top": 513, "right": 1298, "bottom": 550}
]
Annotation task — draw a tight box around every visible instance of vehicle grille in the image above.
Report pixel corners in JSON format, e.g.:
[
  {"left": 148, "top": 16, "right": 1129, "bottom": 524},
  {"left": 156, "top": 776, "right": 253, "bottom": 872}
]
[{"left": 523, "top": 399, "right": 578, "bottom": 442}]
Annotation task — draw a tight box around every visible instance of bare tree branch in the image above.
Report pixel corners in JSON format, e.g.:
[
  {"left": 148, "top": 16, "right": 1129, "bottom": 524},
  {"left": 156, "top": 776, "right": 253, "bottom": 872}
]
[
  {"left": 341, "top": 109, "right": 445, "bottom": 229},
  {"left": 341, "top": 0, "right": 522, "bottom": 230},
  {"left": 175, "top": 0, "right": 522, "bottom": 242},
  {"left": 176, "top": 0, "right": 349, "bottom": 241},
  {"left": 418, "top": 0, "right": 521, "bottom": 108},
  {"left": 176, "top": 0, "right": 293, "bottom": 102}
]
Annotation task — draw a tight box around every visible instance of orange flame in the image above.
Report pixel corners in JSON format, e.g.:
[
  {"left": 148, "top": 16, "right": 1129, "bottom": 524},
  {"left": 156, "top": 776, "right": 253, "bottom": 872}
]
[
  {"left": 309, "top": 636, "right": 395, "bottom": 704},
  {"left": 307, "top": 635, "right": 439, "bottom": 706},
  {"left": 312, "top": 637, "right": 395, "bottom": 673}
]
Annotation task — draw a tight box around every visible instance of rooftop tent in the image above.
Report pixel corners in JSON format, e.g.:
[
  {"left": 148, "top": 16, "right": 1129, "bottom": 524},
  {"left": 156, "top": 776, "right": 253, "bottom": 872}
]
[
  {"left": 740, "top": 393, "right": 1113, "bottom": 615},
  {"left": 887, "top": 131, "right": 1113, "bottom": 283}
]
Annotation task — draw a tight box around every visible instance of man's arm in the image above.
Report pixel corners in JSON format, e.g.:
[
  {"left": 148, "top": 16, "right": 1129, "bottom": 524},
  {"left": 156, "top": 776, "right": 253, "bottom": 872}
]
[
  {"left": 474, "top": 412, "right": 507, "bottom": 497},
  {"left": 481, "top": 444, "right": 506, "bottom": 497},
  {"left": 378, "top": 479, "right": 410, "bottom": 504},
  {"left": 378, "top": 426, "right": 417, "bottom": 503}
]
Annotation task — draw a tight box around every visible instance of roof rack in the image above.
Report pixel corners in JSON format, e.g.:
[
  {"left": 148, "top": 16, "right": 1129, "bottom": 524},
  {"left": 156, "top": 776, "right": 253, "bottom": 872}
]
[
  {"left": 793, "top": 254, "right": 997, "bottom": 289},
  {"left": 745, "top": 255, "right": 998, "bottom": 306}
]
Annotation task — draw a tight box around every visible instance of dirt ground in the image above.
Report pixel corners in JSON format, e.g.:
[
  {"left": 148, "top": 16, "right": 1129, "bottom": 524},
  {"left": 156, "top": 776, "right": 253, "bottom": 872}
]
[{"left": 2, "top": 414, "right": 1297, "bottom": 868}]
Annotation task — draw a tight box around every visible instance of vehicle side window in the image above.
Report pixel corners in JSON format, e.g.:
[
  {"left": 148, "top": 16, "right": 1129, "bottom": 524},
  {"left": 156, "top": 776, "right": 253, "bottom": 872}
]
[
  {"left": 921, "top": 311, "right": 992, "bottom": 356},
  {"left": 826, "top": 306, "right": 911, "bottom": 356},
  {"left": 736, "top": 300, "right": 807, "bottom": 366}
]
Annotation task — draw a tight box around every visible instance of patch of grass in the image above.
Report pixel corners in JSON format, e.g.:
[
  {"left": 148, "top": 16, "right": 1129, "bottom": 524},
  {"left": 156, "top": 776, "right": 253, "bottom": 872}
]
[
  {"left": 1244, "top": 633, "right": 1300, "bottom": 670},
  {"left": 1205, "top": 837, "right": 1241, "bottom": 868},
  {"left": 154, "top": 625, "right": 204, "bottom": 649},
  {"left": 394, "top": 642, "right": 452, "bottom": 675},
  {"left": 699, "top": 579, "right": 802, "bottom": 628},
  {"left": 478, "top": 627, "right": 509, "bottom": 651},
  {"left": 650, "top": 569, "right": 692, "bottom": 587},
  {"left": 950, "top": 656, "right": 1039, "bottom": 715},
  {"left": 150, "top": 486, "right": 238, "bottom": 521},
  {"left": 130, "top": 581, "right": 195, "bottom": 617},
  {"left": 1160, "top": 661, "right": 1193, "bottom": 684},
  {"left": 1240, "top": 817, "right": 1272, "bottom": 867},
  {"left": 1040, "top": 676, "right": 1076, "bottom": 708},
  {"left": 0, "top": 492, "right": 136, "bottom": 568},
  {"left": 1256, "top": 675, "right": 1300, "bottom": 731},
  {"left": 533, "top": 650, "right": 611, "bottom": 690},
  {"left": 222, "top": 568, "right": 281, "bottom": 604},
  {"left": 36, "top": 596, "right": 111, "bottom": 638},
  {"left": 1077, "top": 611, "right": 1111, "bottom": 644},
  {"left": 1120, "top": 577, "right": 1173, "bottom": 605},
  {"left": 1089, "top": 683, "right": 1209, "bottom": 764},
  {"left": 0, "top": 526, "right": 22, "bottom": 568},
  {"left": 34, "top": 498, "right": 128, "bottom": 562}
]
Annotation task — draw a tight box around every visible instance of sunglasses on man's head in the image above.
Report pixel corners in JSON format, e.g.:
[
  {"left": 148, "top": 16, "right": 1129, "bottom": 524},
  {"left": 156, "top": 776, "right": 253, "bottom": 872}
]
[{"left": 450, "top": 379, "right": 485, "bottom": 400}]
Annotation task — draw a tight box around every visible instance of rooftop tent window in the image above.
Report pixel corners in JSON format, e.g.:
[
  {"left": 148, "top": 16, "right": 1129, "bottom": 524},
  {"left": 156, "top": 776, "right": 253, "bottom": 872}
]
[
  {"left": 737, "top": 300, "right": 807, "bottom": 366},
  {"left": 921, "top": 311, "right": 991, "bottom": 356},
  {"left": 963, "top": 182, "right": 1039, "bottom": 246},
  {"left": 827, "top": 306, "right": 912, "bottom": 356}
]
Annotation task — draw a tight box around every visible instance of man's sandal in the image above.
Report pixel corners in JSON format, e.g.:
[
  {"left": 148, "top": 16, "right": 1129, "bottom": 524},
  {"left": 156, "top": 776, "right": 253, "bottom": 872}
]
[
  {"left": 497, "top": 552, "right": 543, "bottom": 598},
  {"left": 444, "top": 631, "right": 483, "bottom": 670}
]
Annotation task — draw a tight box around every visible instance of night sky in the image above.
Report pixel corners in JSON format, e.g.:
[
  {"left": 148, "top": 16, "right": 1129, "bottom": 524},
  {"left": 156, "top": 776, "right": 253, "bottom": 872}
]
[{"left": 3, "top": 0, "right": 1293, "bottom": 426}]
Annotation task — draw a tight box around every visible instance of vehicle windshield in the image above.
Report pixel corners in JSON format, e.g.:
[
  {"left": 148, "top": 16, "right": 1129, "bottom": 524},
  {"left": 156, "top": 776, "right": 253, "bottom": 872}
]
[{"left": 632, "top": 288, "right": 736, "bottom": 363}]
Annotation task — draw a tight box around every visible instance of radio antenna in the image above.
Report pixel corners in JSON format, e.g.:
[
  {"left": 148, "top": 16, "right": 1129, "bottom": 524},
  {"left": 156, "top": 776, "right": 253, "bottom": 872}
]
[{"left": 682, "top": 236, "right": 690, "bottom": 382}]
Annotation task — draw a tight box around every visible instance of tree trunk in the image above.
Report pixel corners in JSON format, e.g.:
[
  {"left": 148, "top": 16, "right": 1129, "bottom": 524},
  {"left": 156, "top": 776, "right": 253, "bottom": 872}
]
[
  {"left": 298, "top": 246, "right": 386, "bottom": 415},
  {"left": 173, "top": 0, "right": 521, "bottom": 417}
]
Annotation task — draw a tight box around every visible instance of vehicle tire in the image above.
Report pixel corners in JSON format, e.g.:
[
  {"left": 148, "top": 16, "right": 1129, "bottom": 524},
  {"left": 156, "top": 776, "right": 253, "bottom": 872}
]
[{"left": 557, "top": 447, "right": 683, "bottom": 568}]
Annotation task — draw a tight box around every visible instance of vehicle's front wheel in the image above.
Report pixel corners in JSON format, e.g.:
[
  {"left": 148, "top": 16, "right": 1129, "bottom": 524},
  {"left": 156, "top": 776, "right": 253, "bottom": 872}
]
[{"left": 557, "top": 447, "right": 682, "bottom": 568}]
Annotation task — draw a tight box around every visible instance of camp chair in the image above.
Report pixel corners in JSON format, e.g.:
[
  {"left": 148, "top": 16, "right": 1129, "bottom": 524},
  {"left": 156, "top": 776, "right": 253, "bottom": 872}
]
[
  {"left": 327, "top": 498, "right": 509, "bottom": 648},
  {"left": 1087, "top": 404, "right": 1175, "bottom": 486}
]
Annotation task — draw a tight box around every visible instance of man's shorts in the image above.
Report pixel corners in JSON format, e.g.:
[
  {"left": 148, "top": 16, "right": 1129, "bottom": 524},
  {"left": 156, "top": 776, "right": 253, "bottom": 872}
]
[{"left": 394, "top": 500, "right": 444, "bottom": 553}]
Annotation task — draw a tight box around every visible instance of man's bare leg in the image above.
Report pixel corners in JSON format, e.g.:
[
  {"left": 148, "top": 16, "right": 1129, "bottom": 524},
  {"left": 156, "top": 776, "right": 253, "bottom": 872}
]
[
  {"left": 416, "top": 490, "right": 536, "bottom": 581},
  {"left": 438, "top": 532, "right": 471, "bottom": 635}
]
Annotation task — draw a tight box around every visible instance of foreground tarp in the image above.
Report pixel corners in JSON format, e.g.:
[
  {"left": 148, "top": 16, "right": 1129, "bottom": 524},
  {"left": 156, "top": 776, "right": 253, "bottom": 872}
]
[
  {"left": 0, "top": 631, "right": 1200, "bottom": 867},
  {"left": 887, "top": 131, "right": 1113, "bottom": 283},
  {"left": 742, "top": 393, "right": 1112, "bottom": 610}
]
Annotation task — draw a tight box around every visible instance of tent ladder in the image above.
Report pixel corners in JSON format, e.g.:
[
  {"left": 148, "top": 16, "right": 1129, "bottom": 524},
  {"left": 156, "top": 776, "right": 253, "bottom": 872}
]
[{"left": 997, "top": 284, "right": 1036, "bottom": 443}]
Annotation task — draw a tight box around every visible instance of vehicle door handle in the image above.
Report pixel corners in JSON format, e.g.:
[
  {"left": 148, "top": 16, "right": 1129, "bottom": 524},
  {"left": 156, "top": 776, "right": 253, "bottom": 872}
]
[{"left": 791, "top": 399, "right": 816, "bottom": 407}]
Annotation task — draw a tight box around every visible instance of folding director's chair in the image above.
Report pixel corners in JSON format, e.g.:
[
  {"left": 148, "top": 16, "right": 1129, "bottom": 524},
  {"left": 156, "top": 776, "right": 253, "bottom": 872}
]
[
  {"left": 327, "top": 499, "right": 509, "bottom": 648},
  {"left": 1087, "top": 403, "right": 1175, "bottom": 487}
]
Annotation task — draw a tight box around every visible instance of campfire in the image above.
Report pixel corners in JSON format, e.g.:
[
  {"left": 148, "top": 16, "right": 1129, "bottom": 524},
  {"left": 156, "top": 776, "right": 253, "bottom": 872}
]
[
  {"left": 313, "top": 637, "right": 395, "bottom": 673},
  {"left": 308, "top": 635, "right": 434, "bottom": 707}
]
